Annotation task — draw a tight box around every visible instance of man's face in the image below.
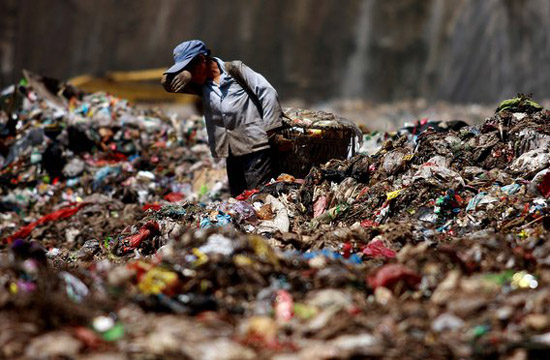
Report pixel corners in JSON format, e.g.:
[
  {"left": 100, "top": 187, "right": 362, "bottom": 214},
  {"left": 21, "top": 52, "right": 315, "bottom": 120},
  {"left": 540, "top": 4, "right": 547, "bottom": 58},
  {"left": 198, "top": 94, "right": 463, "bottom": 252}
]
[{"left": 187, "top": 56, "right": 208, "bottom": 85}]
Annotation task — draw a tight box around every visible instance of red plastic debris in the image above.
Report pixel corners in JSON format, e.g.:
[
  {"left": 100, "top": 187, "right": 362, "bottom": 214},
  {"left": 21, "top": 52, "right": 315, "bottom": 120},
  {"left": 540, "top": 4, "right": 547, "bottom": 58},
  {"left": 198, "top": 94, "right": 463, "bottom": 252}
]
[
  {"left": 235, "top": 189, "right": 259, "bottom": 201},
  {"left": 341, "top": 243, "right": 352, "bottom": 259},
  {"left": 362, "top": 239, "right": 396, "bottom": 259},
  {"left": 142, "top": 203, "right": 162, "bottom": 211},
  {"left": 86, "top": 152, "right": 128, "bottom": 167},
  {"left": 356, "top": 186, "right": 370, "bottom": 200},
  {"left": 538, "top": 171, "right": 550, "bottom": 198},
  {"left": 347, "top": 305, "right": 362, "bottom": 316},
  {"left": 421, "top": 162, "right": 438, "bottom": 168},
  {"left": 522, "top": 203, "right": 530, "bottom": 216},
  {"left": 367, "top": 264, "right": 421, "bottom": 290},
  {"left": 163, "top": 192, "right": 185, "bottom": 203},
  {"left": 73, "top": 326, "right": 102, "bottom": 349},
  {"left": 4, "top": 203, "right": 88, "bottom": 243},
  {"left": 360, "top": 219, "right": 377, "bottom": 228},
  {"left": 153, "top": 141, "right": 167, "bottom": 150},
  {"left": 122, "top": 221, "right": 160, "bottom": 251},
  {"left": 274, "top": 290, "right": 294, "bottom": 322}
]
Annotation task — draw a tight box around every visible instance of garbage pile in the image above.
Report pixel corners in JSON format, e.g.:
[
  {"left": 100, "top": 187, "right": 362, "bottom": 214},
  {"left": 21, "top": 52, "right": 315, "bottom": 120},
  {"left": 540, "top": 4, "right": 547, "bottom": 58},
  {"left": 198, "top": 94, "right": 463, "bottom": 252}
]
[
  {"left": 2, "top": 74, "right": 550, "bottom": 359},
  {"left": 0, "top": 71, "right": 228, "bottom": 250}
]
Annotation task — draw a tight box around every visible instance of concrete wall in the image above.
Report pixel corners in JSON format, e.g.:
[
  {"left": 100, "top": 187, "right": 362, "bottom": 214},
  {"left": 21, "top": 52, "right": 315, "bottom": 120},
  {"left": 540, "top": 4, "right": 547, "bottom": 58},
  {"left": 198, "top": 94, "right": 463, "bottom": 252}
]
[{"left": 2, "top": 0, "right": 550, "bottom": 103}]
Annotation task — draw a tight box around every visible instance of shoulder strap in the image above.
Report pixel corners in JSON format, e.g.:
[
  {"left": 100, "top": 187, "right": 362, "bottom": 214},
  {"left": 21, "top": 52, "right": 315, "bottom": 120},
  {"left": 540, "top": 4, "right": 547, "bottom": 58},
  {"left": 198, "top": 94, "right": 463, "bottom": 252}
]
[{"left": 225, "top": 61, "right": 263, "bottom": 118}]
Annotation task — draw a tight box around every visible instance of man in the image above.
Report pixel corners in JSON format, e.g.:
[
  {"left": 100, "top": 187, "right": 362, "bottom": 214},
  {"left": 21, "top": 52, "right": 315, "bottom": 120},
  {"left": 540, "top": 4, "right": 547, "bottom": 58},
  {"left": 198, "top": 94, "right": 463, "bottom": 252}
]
[{"left": 161, "top": 40, "right": 284, "bottom": 197}]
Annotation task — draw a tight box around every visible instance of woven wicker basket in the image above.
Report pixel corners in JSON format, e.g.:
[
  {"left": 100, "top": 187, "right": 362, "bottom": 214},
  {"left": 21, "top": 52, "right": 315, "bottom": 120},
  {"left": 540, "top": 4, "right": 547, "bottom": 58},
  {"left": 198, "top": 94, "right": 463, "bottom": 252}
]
[{"left": 276, "top": 108, "right": 361, "bottom": 178}]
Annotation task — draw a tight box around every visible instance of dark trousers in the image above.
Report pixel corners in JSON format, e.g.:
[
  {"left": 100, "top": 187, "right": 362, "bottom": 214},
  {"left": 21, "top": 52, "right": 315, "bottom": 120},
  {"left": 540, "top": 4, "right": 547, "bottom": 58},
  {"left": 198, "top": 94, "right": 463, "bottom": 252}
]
[{"left": 226, "top": 148, "right": 278, "bottom": 197}]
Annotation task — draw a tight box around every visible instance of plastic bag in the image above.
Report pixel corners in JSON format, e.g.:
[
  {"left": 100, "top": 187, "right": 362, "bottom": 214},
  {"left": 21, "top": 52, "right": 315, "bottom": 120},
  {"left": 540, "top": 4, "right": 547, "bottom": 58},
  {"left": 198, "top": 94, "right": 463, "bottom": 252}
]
[
  {"left": 5, "top": 203, "right": 87, "bottom": 243},
  {"left": 231, "top": 201, "right": 258, "bottom": 223},
  {"left": 122, "top": 221, "right": 160, "bottom": 251},
  {"left": 367, "top": 264, "right": 421, "bottom": 290},
  {"left": 362, "top": 239, "right": 396, "bottom": 259}
]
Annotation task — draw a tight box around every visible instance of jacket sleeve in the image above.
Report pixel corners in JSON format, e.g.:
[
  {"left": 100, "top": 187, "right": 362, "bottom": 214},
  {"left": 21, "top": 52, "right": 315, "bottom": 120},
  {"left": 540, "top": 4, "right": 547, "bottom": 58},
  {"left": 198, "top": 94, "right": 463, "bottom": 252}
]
[{"left": 238, "top": 62, "right": 283, "bottom": 132}]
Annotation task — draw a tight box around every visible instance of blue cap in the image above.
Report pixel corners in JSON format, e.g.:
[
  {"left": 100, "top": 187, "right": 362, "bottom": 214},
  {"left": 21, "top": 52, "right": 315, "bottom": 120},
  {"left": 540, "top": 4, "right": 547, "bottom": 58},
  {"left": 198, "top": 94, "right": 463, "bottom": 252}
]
[{"left": 164, "top": 40, "right": 211, "bottom": 74}]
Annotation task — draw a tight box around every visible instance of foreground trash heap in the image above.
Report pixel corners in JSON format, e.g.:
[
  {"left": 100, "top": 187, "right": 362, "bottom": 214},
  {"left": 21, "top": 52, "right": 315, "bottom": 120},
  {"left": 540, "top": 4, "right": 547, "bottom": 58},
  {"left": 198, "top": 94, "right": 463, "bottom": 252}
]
[{"left": 1, "top": 78, "right": 550, "bottom": 359}]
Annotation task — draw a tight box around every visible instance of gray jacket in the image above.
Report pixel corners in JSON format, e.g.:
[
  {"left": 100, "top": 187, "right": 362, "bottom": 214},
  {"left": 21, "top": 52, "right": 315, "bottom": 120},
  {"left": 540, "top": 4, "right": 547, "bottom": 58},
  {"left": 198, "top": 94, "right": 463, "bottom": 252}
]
[{"left": 181, "top": 58, "right": 283, "bottom": 157}]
